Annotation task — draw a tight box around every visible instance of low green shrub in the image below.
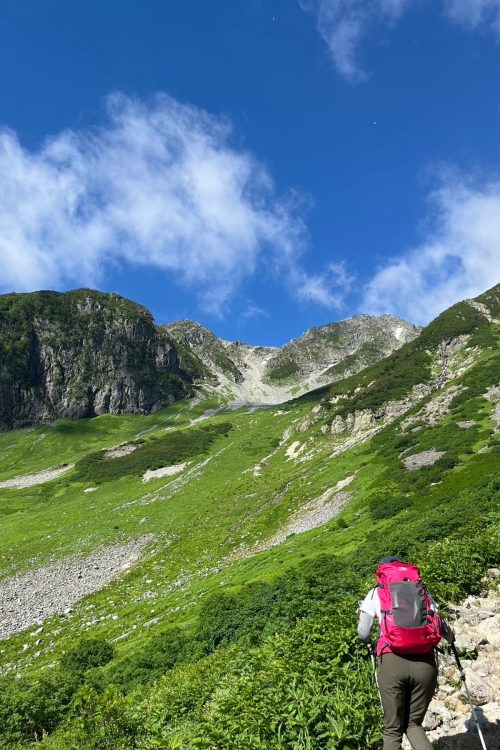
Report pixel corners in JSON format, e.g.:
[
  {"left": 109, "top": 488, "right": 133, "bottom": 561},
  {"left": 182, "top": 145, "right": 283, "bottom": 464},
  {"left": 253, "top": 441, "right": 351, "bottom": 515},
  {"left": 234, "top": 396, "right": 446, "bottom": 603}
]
[
  {"left": 370, "top": 495, "right": 411, "bottom": 521},
  {"left": 74, "top": 422, "right": 232, "bottom": 483},
  {"left": 108, "top": 627, "right": 205, "bottom": 691},
  {"left": 0, "top": 669, "right": 80, "bottom": 747},
  {"left": 61, "top": 638, "right": 115, "bottom": 675}
]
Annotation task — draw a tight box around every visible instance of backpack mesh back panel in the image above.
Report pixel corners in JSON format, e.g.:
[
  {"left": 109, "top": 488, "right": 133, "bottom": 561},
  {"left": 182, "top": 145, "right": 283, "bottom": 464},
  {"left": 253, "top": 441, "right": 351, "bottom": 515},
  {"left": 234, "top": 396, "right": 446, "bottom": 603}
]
[{"left": 389, "top": 581, "right": 427, "bottom": 628}]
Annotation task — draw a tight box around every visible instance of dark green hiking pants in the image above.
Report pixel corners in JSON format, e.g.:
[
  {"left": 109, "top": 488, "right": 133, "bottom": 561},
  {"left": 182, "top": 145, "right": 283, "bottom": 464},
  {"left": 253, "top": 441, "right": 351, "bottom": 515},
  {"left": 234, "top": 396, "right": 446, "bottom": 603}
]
[{"left": 377, "top": 652, "right": 437, "bottom": 750}]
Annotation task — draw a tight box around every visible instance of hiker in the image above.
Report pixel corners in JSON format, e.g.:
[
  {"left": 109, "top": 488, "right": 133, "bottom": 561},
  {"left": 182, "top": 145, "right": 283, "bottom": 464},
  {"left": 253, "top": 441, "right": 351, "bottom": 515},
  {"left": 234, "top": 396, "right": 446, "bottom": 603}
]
[{"left": 358, "top": 556, "right": 453, "bottom": 750}]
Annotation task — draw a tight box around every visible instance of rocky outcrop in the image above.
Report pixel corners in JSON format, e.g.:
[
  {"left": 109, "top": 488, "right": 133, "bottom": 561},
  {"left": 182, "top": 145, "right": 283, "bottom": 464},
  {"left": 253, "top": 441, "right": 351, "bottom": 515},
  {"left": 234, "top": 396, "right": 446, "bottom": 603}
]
[
  {"left": 403, "top": 450, "right": 444, "bottom": 470},
  {"left": 320, "top": 384, "right": 433, "bottom": 437},
  {"left": 0, "top": 290, "right": 192, "bottom": 429},
  {"left": 484, "top": 384, "right": 500, "bottom": 431},
  {"left": 412, "top": 570, "right": 500, "bottom": 750}
]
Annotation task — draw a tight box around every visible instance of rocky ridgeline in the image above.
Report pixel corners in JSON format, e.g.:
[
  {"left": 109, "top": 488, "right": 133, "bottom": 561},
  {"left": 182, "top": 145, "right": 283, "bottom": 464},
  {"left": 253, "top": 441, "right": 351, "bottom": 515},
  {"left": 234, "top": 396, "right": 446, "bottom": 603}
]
[
  {"left": 408, "top": 570, "right": 500, "bottom": 750},
  {"left": 165, "top": 315, "right": 419, "bottom": 405},
  {"left": 0, "top": 289, "right": 420, "bottom": 428}
]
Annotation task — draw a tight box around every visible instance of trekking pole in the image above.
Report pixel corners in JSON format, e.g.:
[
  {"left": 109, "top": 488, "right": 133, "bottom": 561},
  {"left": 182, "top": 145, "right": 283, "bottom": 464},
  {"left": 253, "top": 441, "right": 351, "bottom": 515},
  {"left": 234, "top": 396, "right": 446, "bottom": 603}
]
[
  {"left": 450, "top": 641, "right": 488, "bottom": 750},
  {"left": 367, "top": 643, "right": 383, "bottom": 710}
]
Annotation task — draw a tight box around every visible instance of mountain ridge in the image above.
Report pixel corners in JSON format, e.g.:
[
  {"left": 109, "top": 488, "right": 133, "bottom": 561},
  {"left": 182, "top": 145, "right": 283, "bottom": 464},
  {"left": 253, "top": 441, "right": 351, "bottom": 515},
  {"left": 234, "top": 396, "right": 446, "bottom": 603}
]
[
  {"left": 163, "top": 312, "right": 419, "bottom": 405},
  {"left": 0, "top": 288, "right": 419, "bottom": 428}
]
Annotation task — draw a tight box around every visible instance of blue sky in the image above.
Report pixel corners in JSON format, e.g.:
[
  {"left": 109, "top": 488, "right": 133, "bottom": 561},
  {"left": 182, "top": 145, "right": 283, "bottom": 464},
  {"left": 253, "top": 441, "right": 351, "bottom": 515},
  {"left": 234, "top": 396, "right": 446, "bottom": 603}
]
[{"left": 0, "top": 0, "right": 499, "bottom": 345}]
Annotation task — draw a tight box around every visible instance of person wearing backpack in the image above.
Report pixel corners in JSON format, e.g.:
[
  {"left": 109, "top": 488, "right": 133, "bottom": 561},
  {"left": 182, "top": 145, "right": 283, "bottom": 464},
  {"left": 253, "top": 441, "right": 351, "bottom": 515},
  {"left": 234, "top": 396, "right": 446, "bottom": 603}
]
[{"left": 358, "top": 556, "right": 452, "bottom": 750}]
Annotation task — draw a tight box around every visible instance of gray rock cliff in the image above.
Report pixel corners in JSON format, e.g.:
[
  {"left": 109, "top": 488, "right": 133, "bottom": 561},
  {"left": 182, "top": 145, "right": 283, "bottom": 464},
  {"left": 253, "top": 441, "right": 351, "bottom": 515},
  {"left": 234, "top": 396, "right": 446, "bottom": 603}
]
[{"left": 0, "top": 290, "right": 191, "bottom": 429}]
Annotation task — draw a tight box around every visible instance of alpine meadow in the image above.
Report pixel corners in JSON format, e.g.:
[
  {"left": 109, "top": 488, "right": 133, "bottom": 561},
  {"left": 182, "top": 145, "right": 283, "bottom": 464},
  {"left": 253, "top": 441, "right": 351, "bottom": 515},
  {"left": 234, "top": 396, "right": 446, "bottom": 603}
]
[{"left": 0, "top": 284, "right": 498, "bottom": 750}]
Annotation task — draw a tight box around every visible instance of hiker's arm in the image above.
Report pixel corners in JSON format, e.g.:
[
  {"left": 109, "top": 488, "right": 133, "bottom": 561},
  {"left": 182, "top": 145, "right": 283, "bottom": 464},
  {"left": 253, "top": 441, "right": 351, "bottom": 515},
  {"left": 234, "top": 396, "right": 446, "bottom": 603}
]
[
  {"left": 357, "top": 610, "right": 374, "bottom": 642},
  {"left": 429, "top": 593, "right": 455, "bottom": 643}
]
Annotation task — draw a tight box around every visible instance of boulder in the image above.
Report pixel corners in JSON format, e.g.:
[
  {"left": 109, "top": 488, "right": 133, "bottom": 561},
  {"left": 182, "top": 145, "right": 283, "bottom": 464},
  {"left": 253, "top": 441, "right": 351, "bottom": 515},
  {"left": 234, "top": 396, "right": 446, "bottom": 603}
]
[
  {"left": 454, "top": 628, "right": 484, "bottom": 651},
  {"left": 424, "top": 699, "right": 453, "bottom": 730},
  {"left": 475, "top": 614, "right": 500, "bottom": 648},
  {"left": 461, "top": 669, "right": 496, "bottom": 706}
]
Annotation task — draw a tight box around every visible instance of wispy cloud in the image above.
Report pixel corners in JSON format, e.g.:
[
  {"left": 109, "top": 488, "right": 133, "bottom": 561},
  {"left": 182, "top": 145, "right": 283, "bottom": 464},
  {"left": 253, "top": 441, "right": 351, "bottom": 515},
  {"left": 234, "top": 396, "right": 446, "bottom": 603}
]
[
  {"left": 300, "top": 0, "right": 500, "bottom": 82},
  {"left": 362, "top": 174, "right": 500, "bottom": 324},
  {"left": 298, "top": 0, "right": 412, "bottom": 82},
  {"left": 445, "top": 0, "right": 500, "bottom": 31},
  {"left": 240, "top": 304, "right": 269, "bottom": 322},
  {"left": 0, "top": 93, "right": 337, "bottom": 315},
  {"left": 290, "top": 260, "right": 355, "bottom": 308}
]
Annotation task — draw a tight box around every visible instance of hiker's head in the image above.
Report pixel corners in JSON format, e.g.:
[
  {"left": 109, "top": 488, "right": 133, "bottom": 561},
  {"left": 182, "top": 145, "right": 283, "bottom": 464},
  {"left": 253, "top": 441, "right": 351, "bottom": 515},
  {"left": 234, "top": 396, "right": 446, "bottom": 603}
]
[{"left": 380, "top": 555, "right": 401, "bottom": 564}]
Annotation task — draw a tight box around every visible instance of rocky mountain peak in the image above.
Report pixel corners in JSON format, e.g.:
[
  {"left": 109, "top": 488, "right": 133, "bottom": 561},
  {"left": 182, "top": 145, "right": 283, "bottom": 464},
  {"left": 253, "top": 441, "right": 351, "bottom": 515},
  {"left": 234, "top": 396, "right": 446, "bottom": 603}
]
[{"left": 165, "top": 312, "right": 421, "bottom": 406}]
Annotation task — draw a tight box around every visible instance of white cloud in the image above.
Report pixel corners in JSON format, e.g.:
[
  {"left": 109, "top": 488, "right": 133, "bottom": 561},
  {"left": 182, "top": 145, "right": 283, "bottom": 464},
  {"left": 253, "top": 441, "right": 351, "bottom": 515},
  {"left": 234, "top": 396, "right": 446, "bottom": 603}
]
[
  {"left": 298, "top": 0, "right": 412, "bottom": 82},
  {"left": 0, "top": 92, "right": 333, "bottom": 315},
  {"left": 290, "top": 260, "right": 354, "bottom": 308},
  {"left": 362, "top": 176, "right": 500, "bottom": 324},
  {"left": 445, "top": 0, "right": 500, "bottom": 31},
  {"left": 300, "top": 0, "right": 500, "bottom": 82}
]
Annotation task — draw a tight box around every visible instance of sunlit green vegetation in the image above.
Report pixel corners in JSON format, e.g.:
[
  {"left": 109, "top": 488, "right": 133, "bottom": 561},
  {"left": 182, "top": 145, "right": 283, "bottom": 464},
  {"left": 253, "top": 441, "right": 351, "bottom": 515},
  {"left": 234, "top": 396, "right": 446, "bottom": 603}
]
[{"left": 0, "top": 285, "right": 498, "bottom": 749}]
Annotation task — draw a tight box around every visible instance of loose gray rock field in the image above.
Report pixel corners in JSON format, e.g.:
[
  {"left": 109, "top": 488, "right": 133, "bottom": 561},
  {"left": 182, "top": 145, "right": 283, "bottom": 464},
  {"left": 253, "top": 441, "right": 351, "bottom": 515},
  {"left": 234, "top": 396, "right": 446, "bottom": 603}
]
[
  {"left": 403, "top": 450, "right": 445, "bottom": 471},
  {"left": 0, "top": 535, "right": 153, "bottom": 640},
  {"left": 0, "top": 464, "right": 74, "bottom": 489}
]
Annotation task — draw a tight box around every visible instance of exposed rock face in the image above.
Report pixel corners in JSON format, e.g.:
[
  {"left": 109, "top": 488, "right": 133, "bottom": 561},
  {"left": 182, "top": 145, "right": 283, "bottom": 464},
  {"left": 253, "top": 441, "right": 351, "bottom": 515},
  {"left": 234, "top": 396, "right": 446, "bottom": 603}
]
[
  {"left": 0, "top": 290, "right": 191, "bottom": 429},
  {"left": 264, "top": 314, "right": 419, "bottom": 383},
  {"left": 162, "top": 320, "right": 245, "bottom": 383},
  {"left": 165, "top": 314, "right": 420, "bottom": 405}
]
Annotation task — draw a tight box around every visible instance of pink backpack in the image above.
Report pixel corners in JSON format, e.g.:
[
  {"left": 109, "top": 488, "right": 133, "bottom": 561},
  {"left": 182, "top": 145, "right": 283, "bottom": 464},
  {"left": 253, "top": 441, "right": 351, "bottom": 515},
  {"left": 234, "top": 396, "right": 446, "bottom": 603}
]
[{"left": 376, "top": 561, "right": 442, "bottom": 656}]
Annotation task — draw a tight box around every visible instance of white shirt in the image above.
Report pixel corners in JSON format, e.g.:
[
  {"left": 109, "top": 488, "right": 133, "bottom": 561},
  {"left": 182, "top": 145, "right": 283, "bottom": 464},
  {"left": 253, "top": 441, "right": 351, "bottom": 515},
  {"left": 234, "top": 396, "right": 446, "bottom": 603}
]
[
  {"left": 359, "top": 587, "right": 383, "bottom": 619},
  {"left": 358, "top": 587, "right": 440, "bottom": 642}
]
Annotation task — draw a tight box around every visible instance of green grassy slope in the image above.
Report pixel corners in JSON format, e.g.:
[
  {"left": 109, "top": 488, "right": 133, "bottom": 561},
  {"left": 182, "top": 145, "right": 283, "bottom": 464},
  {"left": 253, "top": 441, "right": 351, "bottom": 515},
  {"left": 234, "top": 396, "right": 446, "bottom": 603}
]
[{"left": 0, "top": 287, "right": 498, "bottom": 749}]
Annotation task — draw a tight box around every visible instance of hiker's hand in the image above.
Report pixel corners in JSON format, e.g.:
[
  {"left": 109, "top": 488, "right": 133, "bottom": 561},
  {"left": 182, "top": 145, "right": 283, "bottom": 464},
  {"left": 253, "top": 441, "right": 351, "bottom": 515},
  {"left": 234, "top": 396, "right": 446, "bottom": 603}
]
[{"left": 444, "top": 625, "right": 455, "bottom": 644}]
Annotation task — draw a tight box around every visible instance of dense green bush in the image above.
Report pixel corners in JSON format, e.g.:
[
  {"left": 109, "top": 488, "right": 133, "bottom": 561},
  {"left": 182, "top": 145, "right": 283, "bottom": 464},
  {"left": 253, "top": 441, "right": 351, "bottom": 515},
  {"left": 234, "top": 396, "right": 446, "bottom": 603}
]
[
  {"left": 136, "top": 615, "right": 381, "bottom": 750},
  {"left": 196, "top": 556, "right": 360, "bottom": 653},
  {"left": 0, "top": 670, "right": 80, "bottom": 748},
  {"left": 370, "top": 495, "right": 411, "bottom": 521},
  {"left": 109, "top": 627, "right": 205, "bottom": 691},
  {"left": 66, "top": 685, "right": 138, "bottom": 750},
  {"left": 417, "top": 519, "right": 500, "bottom": 603},
  {"left": 61, "top": 638, "right": 115, "bottom": 675},
  {"left": 74, "top": 422, "right": 232, "bottom": 483}
]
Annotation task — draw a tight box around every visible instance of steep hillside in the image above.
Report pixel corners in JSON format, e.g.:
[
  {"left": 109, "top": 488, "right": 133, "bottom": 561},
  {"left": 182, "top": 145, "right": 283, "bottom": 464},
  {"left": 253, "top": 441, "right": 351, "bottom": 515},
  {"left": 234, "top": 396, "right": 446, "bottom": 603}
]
[
  {"left": 313, "top": 284, "right": 500, "bottom": 438},
  {"left": 0, "top": 284, "right": 498, "bottom": 750},
  {"left": 0, "top": 290, "right": 193, "bottom": 430}
]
